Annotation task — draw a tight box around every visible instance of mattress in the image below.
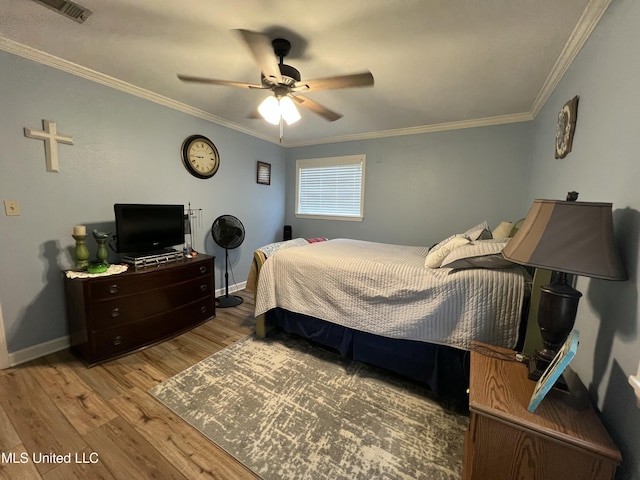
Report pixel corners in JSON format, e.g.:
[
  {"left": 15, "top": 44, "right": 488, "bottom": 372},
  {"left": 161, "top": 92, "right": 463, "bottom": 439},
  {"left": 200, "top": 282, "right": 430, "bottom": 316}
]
[{"left": 255, "top": 238, "right": 527, "bottom": 350}]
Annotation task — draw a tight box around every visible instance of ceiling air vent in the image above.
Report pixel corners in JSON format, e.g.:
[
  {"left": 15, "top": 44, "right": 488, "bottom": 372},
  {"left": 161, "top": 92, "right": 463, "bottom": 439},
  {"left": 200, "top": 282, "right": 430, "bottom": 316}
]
[{"left": 31, "top": 0, "right": 92, "bottom": 23}]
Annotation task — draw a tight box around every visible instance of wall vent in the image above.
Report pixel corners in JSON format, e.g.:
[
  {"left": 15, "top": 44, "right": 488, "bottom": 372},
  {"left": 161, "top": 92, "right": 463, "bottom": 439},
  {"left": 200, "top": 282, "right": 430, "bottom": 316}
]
[{"left": 31, "top": 0, "right": 92, "bottom": 23}]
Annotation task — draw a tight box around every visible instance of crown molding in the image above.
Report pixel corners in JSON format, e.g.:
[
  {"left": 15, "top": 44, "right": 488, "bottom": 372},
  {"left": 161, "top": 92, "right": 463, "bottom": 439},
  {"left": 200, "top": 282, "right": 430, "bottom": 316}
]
[
  {"left": 529, "top": 0, "right": 613, "bottom": 117},
  {"left": 0, "top": 37, "right": 278, "bottom": 144},
  {"left": 282, "top": 112, "right": 533, "bottom": 147},
  {"left": 2, "top": 0, "right": 610, "bottom": 149}
]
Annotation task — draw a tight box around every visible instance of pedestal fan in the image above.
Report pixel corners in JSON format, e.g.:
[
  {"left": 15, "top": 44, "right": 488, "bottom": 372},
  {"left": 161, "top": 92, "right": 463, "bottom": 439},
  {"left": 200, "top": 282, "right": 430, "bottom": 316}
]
[{"left": 211, "top": 214, "right": 245, "bottom": 308}]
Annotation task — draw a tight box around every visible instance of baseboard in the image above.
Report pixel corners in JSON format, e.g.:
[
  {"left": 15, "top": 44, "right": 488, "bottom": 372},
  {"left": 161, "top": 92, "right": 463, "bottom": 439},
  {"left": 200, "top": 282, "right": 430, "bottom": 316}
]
[
  {"left": 8, "top": 336, "right": 70, "bottom": 368},
  {"left": 4, "top": 281, "right": 248, "bottom": 368},
  {"left": 215, "top": 281, "right": 247, "bottom": 298},
  {"left": 0, "top": 304, "right": 10, "bottom": 369}
]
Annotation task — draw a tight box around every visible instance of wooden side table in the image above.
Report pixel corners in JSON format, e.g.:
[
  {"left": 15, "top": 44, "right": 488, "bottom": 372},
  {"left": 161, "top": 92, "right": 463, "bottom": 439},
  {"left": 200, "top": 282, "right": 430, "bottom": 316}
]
[{"left": 463, "top": 341, "right": 621, "bottom": 480}]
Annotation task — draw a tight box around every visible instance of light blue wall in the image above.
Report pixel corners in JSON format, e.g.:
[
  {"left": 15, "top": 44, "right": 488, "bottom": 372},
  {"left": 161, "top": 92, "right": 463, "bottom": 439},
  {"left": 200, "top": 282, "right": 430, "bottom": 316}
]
[
  {"left": 524, "top": 1, "right": 640, "bottom": 478},
  {"left": 0, "top": 50, "right": 286, "bottom": 353},
  {"left": 2, "top": 2, "right": 639, "bottom": 474},
  {"left": 285, "top": 122, "right": 532, "bottom": 247}
]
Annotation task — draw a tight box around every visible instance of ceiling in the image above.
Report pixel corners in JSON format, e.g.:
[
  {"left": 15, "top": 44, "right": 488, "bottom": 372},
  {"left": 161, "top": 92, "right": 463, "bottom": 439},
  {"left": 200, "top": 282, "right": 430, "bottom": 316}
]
[{"left": 0, "top": 0, "right": 611, "bottom": 147}]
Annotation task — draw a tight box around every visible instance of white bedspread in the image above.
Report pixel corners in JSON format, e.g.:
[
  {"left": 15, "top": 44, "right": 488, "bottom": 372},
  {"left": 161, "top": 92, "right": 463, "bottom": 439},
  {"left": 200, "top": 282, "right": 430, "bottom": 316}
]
[{"left": 255, "top": 238, "right": 526, "bottom": 350}]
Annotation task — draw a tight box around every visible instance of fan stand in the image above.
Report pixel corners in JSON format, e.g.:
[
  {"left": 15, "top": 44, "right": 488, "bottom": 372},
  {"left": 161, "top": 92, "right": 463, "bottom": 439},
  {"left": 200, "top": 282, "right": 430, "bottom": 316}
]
[{"left": 216, "top": 247, "right": 243, "bottom": 308}]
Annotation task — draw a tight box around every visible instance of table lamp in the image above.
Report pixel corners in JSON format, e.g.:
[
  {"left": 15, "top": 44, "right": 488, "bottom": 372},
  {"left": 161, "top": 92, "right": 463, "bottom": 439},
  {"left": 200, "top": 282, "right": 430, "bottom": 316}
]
[{"left": 502, "top": 192, "right": 626, "bottom": 380}]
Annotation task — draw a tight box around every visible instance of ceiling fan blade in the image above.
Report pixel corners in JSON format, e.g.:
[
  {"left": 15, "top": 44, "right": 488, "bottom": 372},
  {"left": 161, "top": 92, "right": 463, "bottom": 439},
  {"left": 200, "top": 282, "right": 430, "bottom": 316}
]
[
  {"left": 293, "top": 71, "right": 374, "bottom": 92},
  {"left": 234, "top": 29, "right": 282, "bottom": 85},
  {"left": 177, "top": 74, "right": 265, "bottom": 89},
  {"left": 292, "top": 95, "right": 343, "bottom": 122}
]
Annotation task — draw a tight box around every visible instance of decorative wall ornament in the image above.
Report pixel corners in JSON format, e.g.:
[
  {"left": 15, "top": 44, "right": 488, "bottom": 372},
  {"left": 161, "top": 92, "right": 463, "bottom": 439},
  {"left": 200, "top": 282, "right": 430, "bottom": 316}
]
[
  {"left": 257, "top": 161, "right": 271, "bottom": 185},
  {"left": 24, "top": 119, "right": 74, "bottom": 172},
  {"left": 555, "top": 96, "right": 579, "bottom": 159}
]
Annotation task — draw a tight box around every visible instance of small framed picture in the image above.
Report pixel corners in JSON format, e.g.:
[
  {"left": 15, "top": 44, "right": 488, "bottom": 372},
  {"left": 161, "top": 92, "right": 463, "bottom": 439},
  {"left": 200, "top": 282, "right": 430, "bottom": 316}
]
[
  {"left": 257, "top": 161, "right": 271, "bottom": 185},
  {"left": 528, "top": 330, "right": 579, "bottom": 412}
]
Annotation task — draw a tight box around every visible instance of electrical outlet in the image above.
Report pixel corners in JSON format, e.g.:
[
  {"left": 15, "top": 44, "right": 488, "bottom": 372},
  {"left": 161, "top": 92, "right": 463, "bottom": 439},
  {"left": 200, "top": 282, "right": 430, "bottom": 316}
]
[{"left": 4, "top": 200, "right": 21, "bottom": 216}]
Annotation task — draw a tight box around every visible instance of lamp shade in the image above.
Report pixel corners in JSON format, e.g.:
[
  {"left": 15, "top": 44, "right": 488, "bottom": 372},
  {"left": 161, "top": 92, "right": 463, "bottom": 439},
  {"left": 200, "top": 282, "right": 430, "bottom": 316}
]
[
  {"left": 258, "top": 95, "right": 301, "bottom": 126},
  {"left": 279, "top": 96, "right": 301, "bottom": 125},
  {"left": 502, "top": 199, "right": 626, "bottom": 280},
  {"left": 258, "top": 96, "right": 281, "bottom": 125}
]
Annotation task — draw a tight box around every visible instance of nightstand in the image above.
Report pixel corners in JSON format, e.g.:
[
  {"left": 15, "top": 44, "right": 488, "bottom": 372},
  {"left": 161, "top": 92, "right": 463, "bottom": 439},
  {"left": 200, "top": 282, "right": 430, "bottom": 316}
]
[{"left": 463, "top": 341, "right": 621, "bottom": 480}]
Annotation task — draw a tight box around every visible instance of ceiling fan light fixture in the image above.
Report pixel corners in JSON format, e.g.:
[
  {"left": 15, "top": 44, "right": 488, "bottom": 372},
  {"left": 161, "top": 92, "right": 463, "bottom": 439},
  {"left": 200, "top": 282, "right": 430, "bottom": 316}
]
[
  {"left": 258, "top": 96, "right": 281, "bottom": 125},
  {"left": 258, "top": 95, "right": 301, "bottom": 126},
  {"left": 280, "top": 96, "right": 301, "bottom": 125}
]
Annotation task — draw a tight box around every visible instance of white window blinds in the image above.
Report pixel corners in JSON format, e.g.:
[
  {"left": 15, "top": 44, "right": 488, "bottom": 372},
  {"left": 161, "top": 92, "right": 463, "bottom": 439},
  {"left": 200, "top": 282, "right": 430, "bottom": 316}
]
[{"left": 295, "top": 155, "right": 365, "bottom": 221}]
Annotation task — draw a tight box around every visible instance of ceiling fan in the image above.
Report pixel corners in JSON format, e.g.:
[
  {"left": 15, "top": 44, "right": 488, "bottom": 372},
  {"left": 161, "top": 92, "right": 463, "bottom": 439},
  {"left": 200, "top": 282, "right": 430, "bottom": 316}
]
[{"left": 177, "top": 29, "right": 374, "bottom": 127}]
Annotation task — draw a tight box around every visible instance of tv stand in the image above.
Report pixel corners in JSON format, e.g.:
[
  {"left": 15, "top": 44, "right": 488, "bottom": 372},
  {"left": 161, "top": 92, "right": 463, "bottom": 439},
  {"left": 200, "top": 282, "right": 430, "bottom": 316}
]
[{"left": 65, "top": 255, "right": 215, "bottom": 366}]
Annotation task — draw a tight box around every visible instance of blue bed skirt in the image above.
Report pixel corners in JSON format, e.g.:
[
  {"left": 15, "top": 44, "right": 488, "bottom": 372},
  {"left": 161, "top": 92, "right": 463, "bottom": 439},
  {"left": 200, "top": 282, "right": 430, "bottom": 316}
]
[{"left": 266, "top": 308, "right": 471, "bottom": 410}]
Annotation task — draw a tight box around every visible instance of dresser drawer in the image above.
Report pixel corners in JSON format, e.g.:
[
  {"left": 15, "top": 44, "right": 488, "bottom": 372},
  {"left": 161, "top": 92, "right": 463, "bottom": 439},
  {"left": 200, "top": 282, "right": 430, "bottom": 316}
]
[
  {"left": 89, "top": 259, "right": 212, "bottom": 301},
  {"left": 89, "top": 276, "right": 213, "bottom": 330},
  {"left": 89, "top": 298, "right": 214, "bottom": 363}
]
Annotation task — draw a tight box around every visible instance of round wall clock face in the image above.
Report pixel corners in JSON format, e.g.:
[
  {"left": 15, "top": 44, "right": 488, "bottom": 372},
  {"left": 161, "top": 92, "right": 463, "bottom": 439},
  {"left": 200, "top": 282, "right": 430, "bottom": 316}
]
[{"left": 181, "top": 135, "right": 220, "bottom": 178}]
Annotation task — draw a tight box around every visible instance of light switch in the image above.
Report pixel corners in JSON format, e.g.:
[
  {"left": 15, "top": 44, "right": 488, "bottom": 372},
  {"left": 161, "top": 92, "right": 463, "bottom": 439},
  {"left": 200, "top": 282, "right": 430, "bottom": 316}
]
[{"left": 4, "top": 200, "right": 21, "bottom": 216}]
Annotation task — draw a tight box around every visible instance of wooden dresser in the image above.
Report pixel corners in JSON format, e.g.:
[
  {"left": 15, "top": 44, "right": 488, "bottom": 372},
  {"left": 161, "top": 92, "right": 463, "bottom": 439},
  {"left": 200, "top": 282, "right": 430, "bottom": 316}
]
[
  {"left": 463, "top": 341, "right": 621, "bottom": 480},
  {"left": 65, "top": 255, "right": 215, "bottom": 366}
]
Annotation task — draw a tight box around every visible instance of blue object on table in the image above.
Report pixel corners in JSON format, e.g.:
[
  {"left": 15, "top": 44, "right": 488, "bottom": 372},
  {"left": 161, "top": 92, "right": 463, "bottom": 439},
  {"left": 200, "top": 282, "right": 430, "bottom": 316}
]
[{"left": 528, "top": 330, "right": 580, "bottom": 413}]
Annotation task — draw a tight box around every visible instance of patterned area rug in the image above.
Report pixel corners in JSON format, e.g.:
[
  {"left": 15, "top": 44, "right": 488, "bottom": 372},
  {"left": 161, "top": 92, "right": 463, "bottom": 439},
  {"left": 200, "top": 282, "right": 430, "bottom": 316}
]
[{"left": 149, "top": 331, "right": 469, "bottom": 480}]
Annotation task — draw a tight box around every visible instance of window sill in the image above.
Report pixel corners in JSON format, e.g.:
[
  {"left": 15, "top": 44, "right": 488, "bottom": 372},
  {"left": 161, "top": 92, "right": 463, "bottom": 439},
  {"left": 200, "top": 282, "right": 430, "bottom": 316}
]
[{"left": 295, "top": 213, "right": 363, "bottom": 222}]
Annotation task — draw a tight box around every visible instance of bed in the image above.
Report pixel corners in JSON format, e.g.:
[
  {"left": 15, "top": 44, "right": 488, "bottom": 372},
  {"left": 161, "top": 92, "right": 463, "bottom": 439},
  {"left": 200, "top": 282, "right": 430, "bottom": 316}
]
[{"left": 248, "top": 222, "right": 530, "bottom": 408}]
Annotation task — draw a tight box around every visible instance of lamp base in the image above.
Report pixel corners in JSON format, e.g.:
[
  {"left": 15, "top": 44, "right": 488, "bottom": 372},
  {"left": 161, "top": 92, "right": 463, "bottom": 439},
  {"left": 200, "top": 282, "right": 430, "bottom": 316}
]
[
  {"left": 216, "top": 295, "right": 244, "bottom": 308},
  {"left": 528, "top": 275, "right": 582, "bottom": 390},
  {"left": 528, "top": 356, "right": 569, "bottom": 391}
]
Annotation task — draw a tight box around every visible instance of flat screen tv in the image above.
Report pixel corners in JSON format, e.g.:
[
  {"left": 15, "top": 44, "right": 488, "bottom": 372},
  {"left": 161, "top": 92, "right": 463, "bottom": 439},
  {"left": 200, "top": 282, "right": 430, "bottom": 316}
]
[{"left": 114, "top": 203, "right": 184, "bottom": 255}]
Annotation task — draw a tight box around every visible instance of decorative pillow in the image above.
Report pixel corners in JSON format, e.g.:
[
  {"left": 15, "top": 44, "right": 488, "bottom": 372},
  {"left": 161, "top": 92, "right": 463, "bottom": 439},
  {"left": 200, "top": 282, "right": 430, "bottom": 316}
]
[
  {"left": 492, "top": 221, "right": 514, "bottom": 240},
  {"left": 509, "top": 218, "right": 526, "bottom": 237},
  {"left": 425, "top": 234, "right": 471, "bottom": 268},
  {"left": 463, "top": 221, "right": 492, "bottom": 241},
  {"left": 440, "top": 239, "right": 514, "bottom": 269},
  {"left": 306, "top": 237, "right": 328, "bottom": 243}
]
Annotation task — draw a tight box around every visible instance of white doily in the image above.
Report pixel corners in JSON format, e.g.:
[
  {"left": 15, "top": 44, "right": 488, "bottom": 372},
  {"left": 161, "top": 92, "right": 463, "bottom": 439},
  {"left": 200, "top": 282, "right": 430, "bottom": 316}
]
[{"left": 66, "top": 264, "right": 128, "bottom": 279}]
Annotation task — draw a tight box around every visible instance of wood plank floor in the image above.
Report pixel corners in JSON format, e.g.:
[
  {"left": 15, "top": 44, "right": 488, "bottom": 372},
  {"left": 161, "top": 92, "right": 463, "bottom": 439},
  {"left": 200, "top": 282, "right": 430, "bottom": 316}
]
[{"left": 0, "top": 289, "right": 260, "bottom": 480}]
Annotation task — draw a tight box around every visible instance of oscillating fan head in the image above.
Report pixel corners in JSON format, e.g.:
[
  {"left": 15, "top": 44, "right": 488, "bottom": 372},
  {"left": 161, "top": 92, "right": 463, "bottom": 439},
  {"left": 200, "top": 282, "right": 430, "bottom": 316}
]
[{"left": 211, "top": 215, "right": 245, "bottom": 249}]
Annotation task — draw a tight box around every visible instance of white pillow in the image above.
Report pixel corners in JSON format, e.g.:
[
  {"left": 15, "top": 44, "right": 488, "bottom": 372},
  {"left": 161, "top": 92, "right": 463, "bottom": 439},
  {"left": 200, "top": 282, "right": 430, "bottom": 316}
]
[
  {"left": 440, "top": 239, "right": 513, "bottom": 269},
  {"left": 425, "top": 234, "right": 471, "bottom": 268},
  {"left": 492, "top": 221, "right": 514, "bottom": 240},
  {"left": 463, "top": 221, "right": 492, "bottom": 241}
]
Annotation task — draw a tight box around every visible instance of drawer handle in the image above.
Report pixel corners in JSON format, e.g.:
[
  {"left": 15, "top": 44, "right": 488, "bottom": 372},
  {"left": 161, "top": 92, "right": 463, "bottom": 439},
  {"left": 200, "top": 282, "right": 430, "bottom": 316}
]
[
  {"left": 108, "top": 284, "right": 119, "bottom": 294},
  {"left": 200, "top": 284, "right": 208, "bottom": 292},
  {"left": 199, "top": 266, "right": 207, "bottom": 274},
  {"left": 113, "top": 336, "right": 122, "bottom": 346},
  {"left": 111, "top": 308, "right": 120, "bottom": 318},
  {"left": 200, "top": 306, "right": 208, "bottom": 314}
]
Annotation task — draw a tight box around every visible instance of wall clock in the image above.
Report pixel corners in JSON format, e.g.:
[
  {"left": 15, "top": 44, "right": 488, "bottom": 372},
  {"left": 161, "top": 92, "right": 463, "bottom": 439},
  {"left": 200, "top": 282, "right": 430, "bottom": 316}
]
[
  {"left": 181, "top": 135, "right": 220, "bottom": 178},
  {"left": 555, "top": 96, "right": 579, "bottom": 159}
]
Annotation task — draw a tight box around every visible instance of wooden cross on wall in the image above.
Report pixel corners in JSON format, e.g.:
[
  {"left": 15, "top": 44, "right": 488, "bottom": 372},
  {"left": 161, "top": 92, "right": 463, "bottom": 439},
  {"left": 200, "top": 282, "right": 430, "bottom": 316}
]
[{"left": 24, "top": 119, "right": 74, "bottom": 172}]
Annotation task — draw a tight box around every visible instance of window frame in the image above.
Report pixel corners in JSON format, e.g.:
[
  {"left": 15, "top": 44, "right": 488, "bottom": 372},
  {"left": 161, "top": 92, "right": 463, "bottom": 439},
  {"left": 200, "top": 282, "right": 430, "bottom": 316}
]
[{"left": 295, "top": 154, "right": 366, "bottom": 222}]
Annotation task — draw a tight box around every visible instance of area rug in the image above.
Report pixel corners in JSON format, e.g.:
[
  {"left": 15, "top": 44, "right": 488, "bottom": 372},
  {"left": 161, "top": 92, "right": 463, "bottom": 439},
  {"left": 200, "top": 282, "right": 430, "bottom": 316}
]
[{"left": 149, "top": 331, "right": 469, "bottom": 480}]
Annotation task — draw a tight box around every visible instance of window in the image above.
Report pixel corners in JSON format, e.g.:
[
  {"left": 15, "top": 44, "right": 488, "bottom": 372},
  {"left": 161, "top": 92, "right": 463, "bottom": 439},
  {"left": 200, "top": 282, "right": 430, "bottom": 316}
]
[{"left": 295, "top": 155, "right": 365, "bottom": 221}]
